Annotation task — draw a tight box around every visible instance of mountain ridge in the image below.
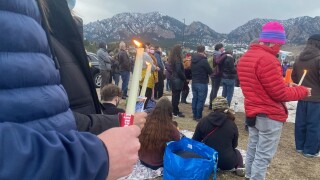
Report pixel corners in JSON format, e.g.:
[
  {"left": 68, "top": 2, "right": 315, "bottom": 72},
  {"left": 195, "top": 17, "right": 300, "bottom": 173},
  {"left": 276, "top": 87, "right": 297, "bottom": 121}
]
[{"left": 83, "top": 12, "right": 320, "bottom": 46}]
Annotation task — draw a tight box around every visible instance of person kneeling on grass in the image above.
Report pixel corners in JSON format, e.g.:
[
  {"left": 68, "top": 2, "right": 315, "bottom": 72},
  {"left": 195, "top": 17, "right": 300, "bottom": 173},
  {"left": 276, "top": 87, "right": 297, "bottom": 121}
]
[
  {"left": 193, "top": 96, "right": 245, "bottom": 177},
  {"left": 101, "top": 84, "right": 125, "bottom": 115}
]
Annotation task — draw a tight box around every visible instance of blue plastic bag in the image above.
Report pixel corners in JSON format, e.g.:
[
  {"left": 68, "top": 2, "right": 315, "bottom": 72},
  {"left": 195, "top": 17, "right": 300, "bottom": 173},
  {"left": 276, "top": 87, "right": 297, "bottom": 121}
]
[{"left": 163, "top": 138, "right": 218, "bottom": 180}]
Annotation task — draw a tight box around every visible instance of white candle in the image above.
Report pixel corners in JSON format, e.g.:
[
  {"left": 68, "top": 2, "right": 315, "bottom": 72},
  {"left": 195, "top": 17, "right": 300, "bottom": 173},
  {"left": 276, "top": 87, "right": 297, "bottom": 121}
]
[
  {"left": 298, "top": 69, "right": 307, "bottom": 86},
  {"left": 126, "top": 40, "right": 144, "bottom": 114},
  {"left": 139, "top": 61, "right": 152, "bottom": 97}
]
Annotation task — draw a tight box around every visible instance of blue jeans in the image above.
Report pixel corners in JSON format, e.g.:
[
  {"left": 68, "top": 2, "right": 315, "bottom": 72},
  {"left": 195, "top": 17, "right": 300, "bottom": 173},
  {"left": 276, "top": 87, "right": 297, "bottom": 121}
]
[
  {"left": 192, "top": 83, "right": 208, "bottom": 119},
  {"left": 113, "top": 73, "right": 120, "bottom": 86},
  {"left": 120, "top": 71, "right": 130, "bottom": 96},
  {"left": 166, "top": 79, "right": 171, "bottom": 91},
  {"left": 246, "top": 115, "right": 283, "bottom": 180},
  {"left": 295, "top": 101, "right": 320, "bottom": 155},
  {"left": 221, "top": 78, "right": 235, "bottom": 106}
]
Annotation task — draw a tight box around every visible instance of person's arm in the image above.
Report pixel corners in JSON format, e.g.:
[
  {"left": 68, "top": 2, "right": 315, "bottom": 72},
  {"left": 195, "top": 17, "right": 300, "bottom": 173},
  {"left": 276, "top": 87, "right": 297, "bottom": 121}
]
[
  {"left": 257, "top": 57, "right": 308, "bottom": 102},
  {"left": 232, "top": 124, "right": 239, "bottom": 149},
  {"left": 192, "top": 122, "right": 204, "bottom": 141},
  {"left": 175, "top": 60, "right": 186, "bottom": 81},
  {"left": 0, "top": 122, "right": 108, "bottom": 180},
  {"left": 73, "top": 112, "right": 119, "bottom": 135}
]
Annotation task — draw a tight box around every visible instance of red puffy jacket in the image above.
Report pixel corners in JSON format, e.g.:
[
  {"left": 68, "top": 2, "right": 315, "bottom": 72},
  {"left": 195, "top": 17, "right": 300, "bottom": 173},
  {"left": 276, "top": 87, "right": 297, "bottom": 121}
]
[{"left": 237, "top": 44, "right": 308, "bottom": 122}]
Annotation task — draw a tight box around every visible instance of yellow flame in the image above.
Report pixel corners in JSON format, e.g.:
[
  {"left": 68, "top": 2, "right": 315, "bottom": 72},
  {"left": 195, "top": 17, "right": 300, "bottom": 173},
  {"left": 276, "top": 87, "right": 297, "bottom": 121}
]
[
  {"left": 133, "top": 40, "right": 142, "bottom": 47},
  {"left": 304, "top": 69, "right": 307, "bottom": 74},
  {"left": 145, "top": 62, "right": 150, "bottom": 66}
]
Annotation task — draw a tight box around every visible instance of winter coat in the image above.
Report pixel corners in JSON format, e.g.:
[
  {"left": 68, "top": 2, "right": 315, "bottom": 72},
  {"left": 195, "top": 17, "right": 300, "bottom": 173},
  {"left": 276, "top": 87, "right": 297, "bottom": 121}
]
[
  {"left": 171, "top": 58, "right": 186, "bottom": 90},
  {"left": 237, "top": 44, "right": 308, "bottom": 122},
  {"left": 165, "top": 62, "right": 173, "bottom": 80},
  {"left": 211, "top": 51, "right": 227, "bottom": 77},
  {"left": 0, "top": 0, "right": 108, "bottom": 179},
  {"left": 155, "top": 51, "right": 164, "bottom": 71},
  {"left": 118, "top": 49, "right": 131, "bottom": 72},
  {"left": 102, "top": 103, "right": 125, "bottom": 115},
  {"left": 191, "top": 53, "right": 213, "bottom": 84},
  {"left": 139, "top": 53, "right": 158, "bottom": 88},
  {"left": 221, "top": 53, "right": 237, "bottom": 79},
  {"left": 46, "top": 0, "right": 119, "bottom": 135},
  {"left": 0, "top": 0, "right": 76, "bottom": 133},
  {"left": 193, "top": 111, "right": 239, "bottom": 170},
  {"left": 292, "top": 46, "right": 320, "bottom": 102},
  {"left": 97, "top": 48, "right": 112, "bottom": 71}
]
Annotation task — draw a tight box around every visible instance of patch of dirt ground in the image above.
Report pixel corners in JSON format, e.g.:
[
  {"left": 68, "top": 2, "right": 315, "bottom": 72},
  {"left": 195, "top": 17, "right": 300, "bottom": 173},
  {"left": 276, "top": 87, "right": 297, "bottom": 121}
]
[{"left": 150, "top": 102, "right": 320, "bottom": 180}]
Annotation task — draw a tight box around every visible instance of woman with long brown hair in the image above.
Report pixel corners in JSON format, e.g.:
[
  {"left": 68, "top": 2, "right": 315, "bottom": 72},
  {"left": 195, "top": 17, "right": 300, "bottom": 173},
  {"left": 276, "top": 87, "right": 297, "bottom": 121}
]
[
  {"left": 169, "top": 45, "right": 186, "bottom": 117},
  {"left": 139, "top": 97, "right": 180, "bottom": 169}
]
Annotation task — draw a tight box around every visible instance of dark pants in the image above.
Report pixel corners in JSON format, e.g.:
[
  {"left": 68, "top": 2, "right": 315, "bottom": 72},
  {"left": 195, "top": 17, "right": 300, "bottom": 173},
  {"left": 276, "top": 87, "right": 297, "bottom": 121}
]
[
  {"left": 295, "top": 100, "right": 320, "bottom": 155},
  {"left": 172, "top": 89, "right": 182, "bottom": 115},
  {"left": 154, "top": 71, "right": 164, "bottom": 99},
  {"left": 192, "top": 83, "right": 208, "bottom": 119},
  {"left": 113, "top": 73, "right": 120, "bottom": 86},
  {"left": 181, "top": 81, "right": 189, "bottom": 103},
  {"left": 235, "top": 149, "right": 244, "bottom": 168},
  {"left": 166, "top": 79, "right": 171, "bottom": 91},
  {"left": 221, "top": 78, "right": 235, "bottom": 106},
  {"left": 209, "top": 76, "right": 221, "bottom": 106},
  {"left": 120, "top": 71, "right": 130, "bottom": 96},
  {"left": 100, "top": 70, "right": 110, "bottom": 90}
]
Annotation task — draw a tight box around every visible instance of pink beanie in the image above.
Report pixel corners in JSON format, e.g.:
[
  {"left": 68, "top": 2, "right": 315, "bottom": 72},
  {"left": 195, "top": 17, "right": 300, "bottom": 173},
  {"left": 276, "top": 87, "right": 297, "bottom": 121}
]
[{"left": 259, "top": 21, "right": 286, "bottom": 45}]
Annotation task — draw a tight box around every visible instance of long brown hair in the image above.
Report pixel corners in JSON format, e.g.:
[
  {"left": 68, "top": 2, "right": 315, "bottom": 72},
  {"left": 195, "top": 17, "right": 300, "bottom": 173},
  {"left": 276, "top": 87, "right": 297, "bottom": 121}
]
[
  {"left": 168, "top": 44, "right": 182, "bottom": 65},
  {"left": 139, "top": 97, "right": 174, "bottom": 153}
]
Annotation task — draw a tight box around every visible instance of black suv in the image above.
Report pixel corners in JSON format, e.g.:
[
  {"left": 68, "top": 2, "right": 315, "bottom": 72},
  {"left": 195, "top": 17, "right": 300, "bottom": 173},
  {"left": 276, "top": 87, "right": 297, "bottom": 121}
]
[{"left": 87, "top": 52, "right": 101, "bottom": 88}]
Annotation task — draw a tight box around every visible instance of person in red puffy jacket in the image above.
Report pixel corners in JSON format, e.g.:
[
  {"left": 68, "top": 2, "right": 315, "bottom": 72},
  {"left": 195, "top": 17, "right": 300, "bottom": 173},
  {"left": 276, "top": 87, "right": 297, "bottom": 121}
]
[{"left": 237, "top": 21, "right": 311, "bottom": 180}]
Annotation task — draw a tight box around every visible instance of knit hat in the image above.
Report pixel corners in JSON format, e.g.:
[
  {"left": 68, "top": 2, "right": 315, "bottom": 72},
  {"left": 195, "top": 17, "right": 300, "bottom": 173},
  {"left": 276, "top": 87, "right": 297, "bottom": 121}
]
[
  {"left": 225, "top": 45, "right": 234, "bottom": 53},
  {"left": 212, "top": 96, "right": 229, "bottom": 111},
  {"left": 308, "top": 34, "right": 320, "bottom": 41},
  {"left": 259, "top": 21, "right": 286, "bottom": 45}
]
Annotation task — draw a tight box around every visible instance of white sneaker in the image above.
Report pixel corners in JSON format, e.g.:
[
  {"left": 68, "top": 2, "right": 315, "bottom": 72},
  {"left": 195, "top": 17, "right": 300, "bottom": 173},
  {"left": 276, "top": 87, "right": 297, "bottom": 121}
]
[{"left": 303, "top": 152, "right": 320, "bottom": 158}]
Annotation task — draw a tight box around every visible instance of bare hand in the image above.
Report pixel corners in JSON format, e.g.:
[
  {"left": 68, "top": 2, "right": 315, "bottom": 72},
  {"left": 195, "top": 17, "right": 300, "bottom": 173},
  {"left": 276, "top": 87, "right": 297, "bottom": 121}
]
[
  {"left": 289, "top": 83, "right": 298, "bottom": 87},
  {"left": 134, "top": 112, "right": 147, "bottom": 129},
  {"left": 98, "top": 126, "right": 141, "bottom": 180},
  {"left": 306, "top": 88, "right": 312, "bottom": 97}
]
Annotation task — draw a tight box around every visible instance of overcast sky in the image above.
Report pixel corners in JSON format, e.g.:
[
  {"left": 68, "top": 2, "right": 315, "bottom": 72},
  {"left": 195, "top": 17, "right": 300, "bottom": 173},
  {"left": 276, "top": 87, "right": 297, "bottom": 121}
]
[{"left": 74, "top": 0, "right": 320, "bottom": 33}]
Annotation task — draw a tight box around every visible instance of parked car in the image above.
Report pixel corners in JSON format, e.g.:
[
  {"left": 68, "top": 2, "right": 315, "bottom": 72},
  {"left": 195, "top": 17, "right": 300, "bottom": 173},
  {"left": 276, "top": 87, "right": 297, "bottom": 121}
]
[{"left": 87, "top": 52, "right": 101, "bottom": 88}]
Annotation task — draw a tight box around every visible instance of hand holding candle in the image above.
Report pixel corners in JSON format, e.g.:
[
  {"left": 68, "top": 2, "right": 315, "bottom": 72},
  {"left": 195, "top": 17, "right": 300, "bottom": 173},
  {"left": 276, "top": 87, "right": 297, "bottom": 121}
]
[
  {"left": 122, "top": 40, "right": 144, "bottom": 126},
  {"left": 298, "top": 69, "right": 307, "bottom": 86}
]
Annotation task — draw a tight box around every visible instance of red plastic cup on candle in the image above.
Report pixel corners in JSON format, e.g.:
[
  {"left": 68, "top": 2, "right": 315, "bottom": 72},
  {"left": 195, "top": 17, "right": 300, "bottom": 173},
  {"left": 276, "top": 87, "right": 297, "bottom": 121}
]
[{"left": 119, "top": 113, "right": 134, "bottom": 127}]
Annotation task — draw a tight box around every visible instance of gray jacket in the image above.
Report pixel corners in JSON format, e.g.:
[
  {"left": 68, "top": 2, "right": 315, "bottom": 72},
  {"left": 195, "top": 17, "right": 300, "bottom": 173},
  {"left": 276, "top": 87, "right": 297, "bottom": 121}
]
[{"left": 97, "top": 48, "right": 111, "bottom": 71}]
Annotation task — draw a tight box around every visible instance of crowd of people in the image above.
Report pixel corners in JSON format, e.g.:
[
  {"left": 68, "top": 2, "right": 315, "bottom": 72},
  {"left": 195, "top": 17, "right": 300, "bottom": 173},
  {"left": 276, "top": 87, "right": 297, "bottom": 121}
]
[{"left": 0, "top": 0, "right": 319, "bottom": 180}]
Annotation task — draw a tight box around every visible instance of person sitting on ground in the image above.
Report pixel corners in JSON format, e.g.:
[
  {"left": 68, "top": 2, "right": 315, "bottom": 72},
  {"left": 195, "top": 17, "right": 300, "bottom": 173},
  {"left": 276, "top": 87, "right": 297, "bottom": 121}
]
[
  {"left": 101, "top": 84, "right": 125, "bottom": 115},
  {"left": 192, "top": 96, "right": 245, "bottom": 177},
  {"left": 139, "top": 97, "right": 181, "bottom": 170}
]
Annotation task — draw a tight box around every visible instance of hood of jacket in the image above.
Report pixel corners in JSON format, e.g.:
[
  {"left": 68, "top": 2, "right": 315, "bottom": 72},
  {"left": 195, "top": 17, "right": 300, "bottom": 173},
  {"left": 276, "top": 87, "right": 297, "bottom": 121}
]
[
  {"left": 191, "top": 53, "right": 207, "bottom": 64},
  {"left": 201, "top": 111, "right": 228, "bottom": 127},
  {"left": 299, "top": 46, "right": 320, "bottom": 61}
]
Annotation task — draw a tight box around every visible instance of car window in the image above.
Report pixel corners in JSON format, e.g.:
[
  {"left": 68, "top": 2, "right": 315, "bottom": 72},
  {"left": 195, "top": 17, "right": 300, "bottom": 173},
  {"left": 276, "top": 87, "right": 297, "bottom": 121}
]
[{"left": 88, "top": 54, "right": 99, "bottom": 62}]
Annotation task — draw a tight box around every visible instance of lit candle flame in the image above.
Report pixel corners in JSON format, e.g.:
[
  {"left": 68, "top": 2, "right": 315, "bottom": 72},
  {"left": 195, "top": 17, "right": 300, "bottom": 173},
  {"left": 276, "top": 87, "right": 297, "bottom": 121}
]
[
  {"left": 133, "top": 40, "right": 142, "bottom": 48},
  {"left": 145, "top": 62, "right": 150, "bottom": 66}
]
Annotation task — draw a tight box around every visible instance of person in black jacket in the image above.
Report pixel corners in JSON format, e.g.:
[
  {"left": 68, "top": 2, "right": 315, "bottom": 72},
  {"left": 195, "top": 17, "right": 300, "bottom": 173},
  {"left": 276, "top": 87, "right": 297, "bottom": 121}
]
[
  {"left": 220, "top": 45, "right": 237, "bottom": 106},
  {"left": 118, "top": 41, "right": 131, "bottom": 99},
  {"left": 193, "top": 96, "right": 244, "bottom": 176},
  {"left": 169, "top": 45, "right": 186, "bottom": 117},
  {"left": 191, "top": 45, "right": 213, "bottom": 120},
  {"left": 101, "top": 84, "right": 125, "bottom": 115},
  {"left": 45, "top": 0, "right": 145, "bottom": 135}
]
